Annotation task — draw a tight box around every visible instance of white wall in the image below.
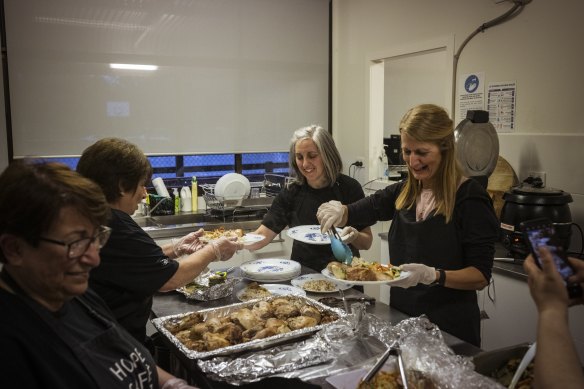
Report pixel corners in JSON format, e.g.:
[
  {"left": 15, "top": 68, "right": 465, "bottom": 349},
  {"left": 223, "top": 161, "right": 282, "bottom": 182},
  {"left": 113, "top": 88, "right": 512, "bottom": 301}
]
[{"left": 332, "top": 0, "right": 584, "bottom": 251}]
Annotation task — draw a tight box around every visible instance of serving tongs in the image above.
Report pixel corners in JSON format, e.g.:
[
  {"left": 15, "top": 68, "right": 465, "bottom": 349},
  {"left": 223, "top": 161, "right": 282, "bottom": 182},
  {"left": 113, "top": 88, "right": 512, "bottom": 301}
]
[
  {"left": 329, "top": 228, "right": 353, "bottom": 265},
  {"left": 362, "top": 344, "right": 408, "bottom": 388}
]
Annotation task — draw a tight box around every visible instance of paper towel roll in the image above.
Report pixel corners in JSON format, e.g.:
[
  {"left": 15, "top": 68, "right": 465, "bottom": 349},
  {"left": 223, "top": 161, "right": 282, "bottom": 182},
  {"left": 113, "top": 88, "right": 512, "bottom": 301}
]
[{"left": 152, "top": 177, "right": 170, "bottom": 197}]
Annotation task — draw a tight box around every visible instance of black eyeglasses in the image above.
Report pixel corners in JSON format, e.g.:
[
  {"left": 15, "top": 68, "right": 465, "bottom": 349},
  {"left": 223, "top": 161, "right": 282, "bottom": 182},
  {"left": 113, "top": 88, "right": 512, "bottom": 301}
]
[{"left": 38, "top": 226, "right": 112, "bottom": 259}]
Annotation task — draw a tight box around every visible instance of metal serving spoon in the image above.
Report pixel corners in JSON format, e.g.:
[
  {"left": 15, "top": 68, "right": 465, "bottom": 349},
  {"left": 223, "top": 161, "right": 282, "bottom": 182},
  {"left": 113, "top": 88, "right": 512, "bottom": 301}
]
[{"left": 509, "top": 342, "right": 536, "bottom": 389}]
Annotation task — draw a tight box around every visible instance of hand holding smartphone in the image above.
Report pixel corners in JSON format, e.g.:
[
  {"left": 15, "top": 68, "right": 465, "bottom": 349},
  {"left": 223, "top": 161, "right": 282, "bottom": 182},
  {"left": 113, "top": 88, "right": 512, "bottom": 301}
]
[{"left": 520, "top": 217, "right": 583, "bottom": 299}]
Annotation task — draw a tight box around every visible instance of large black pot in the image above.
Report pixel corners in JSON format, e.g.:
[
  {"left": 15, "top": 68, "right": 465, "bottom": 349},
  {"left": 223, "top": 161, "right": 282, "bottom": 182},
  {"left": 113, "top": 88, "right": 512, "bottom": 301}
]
[{"left": 500, "top": 185, "right": 573, "bottom": 258}]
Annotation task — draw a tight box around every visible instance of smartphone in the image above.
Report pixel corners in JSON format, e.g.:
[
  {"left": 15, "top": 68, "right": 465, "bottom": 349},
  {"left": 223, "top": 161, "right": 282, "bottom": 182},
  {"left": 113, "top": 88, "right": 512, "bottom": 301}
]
[{"left": 520, "top": 218, "right": 582, "bottom": 299}]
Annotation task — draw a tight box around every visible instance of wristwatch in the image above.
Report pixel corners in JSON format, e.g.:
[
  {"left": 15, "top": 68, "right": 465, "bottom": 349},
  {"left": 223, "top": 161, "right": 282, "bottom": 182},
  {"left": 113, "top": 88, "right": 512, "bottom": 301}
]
[{"left": 433, "top": 269, "right": 446, "bottom": 286}]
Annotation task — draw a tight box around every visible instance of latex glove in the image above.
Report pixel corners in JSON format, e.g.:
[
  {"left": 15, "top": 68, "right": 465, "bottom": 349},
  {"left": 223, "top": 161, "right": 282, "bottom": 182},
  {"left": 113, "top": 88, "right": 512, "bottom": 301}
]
[
  {"left": 209, "top": 236, "right": 243, "bottom": 262},
  {"left": 339, "top": 226, "right": 359, "bottom": 245},
  {"left": 172, "top": 229, "right": 205, "bottom": 257},
  {"left": 161, "top": 378, "right": 199, "bottom": 389},
  {"left": 317, "top": 200, "right": 345, "bottom": 232},
  {"left": 390, "top": 263, "right": 436, "bottom": 288}
]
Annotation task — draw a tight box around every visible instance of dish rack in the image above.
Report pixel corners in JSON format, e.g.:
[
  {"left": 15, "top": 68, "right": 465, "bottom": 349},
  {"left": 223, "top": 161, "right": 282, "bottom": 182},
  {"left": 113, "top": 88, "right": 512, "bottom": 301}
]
[{"left": 201, "top": 174, "right": 292, "bottom": 220}]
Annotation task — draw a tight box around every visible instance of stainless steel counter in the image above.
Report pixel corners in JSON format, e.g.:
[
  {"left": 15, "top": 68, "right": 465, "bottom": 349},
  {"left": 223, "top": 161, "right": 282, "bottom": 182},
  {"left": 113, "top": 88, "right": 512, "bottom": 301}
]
[
  {"left": 134, "top": 211, "right": 264, "bottom": 239},
  {"left": 151, "top": 266, "right": 482, "bottom": 388}
]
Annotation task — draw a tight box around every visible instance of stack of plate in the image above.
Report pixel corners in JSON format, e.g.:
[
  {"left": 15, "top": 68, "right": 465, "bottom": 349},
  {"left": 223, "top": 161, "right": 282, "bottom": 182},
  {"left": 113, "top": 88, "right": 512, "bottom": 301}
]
[{"left": 239, "top": 258, "right": 301, "bottom": 282}]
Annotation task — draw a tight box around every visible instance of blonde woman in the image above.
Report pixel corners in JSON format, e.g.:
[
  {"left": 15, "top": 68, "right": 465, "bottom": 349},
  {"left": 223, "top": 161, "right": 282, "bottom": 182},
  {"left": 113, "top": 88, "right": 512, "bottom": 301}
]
[{"left": 318, "top": 104, "right": 498, "bottom": 347}]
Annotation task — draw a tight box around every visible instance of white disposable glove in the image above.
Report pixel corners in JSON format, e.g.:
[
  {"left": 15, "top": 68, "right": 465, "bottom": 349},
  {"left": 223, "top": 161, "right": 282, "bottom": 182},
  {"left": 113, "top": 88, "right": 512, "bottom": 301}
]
[
  {"left": 161, "top": 377, "right": 199, "bottom": 389},
  {"left": 390, "top": 263, "right": 437, "bottom": 288},
  {"left": 340, "top": 226, "right": 359, "bottom": 245},
  {"left": 209, "top": 236, "right": 243, "bottom": 262},
  {"left": 317, "top": 200, "right": 345, "bottom": 232},
  {"left": 172, "top": 229, "right": 205, "bottom": 257}
]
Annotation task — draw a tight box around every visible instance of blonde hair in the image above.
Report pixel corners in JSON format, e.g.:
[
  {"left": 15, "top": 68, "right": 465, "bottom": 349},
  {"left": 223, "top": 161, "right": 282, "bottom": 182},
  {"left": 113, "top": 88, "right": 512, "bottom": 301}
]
[
  {"left": 288, "top": 125, "right": 342, "bottom": 187},
  {"left": 395, "top": 104, "right": 463, "bottom": 223}
]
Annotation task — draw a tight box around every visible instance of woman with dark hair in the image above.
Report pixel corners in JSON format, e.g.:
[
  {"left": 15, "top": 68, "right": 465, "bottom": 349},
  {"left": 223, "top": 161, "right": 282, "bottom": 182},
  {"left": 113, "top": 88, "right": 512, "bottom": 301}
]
[
  {"left": 77, "top": 138, "right": 242, "bottom": 346},
  {"left": 318, "top": 104, "right": 499, "bottom": 346},
  {"left": 0, "top": 161, "right": 196, "bottom": 388},
  {"left": 246, "top": 125, "right": 373, "bottom": 272}
]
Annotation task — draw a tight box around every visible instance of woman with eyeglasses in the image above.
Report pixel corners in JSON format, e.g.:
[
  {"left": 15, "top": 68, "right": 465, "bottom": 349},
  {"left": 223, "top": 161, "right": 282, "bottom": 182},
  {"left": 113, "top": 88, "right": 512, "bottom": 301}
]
[
  {"left": 76, "top": 138, "right": 243, "bottom": 349},
  {"left": 0, "top": 161, "right": 198, "bottom": 388}
]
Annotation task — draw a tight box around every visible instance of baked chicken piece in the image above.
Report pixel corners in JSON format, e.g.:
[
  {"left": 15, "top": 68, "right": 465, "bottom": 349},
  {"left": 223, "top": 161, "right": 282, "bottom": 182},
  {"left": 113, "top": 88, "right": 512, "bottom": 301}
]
[
  {"left": 164, "top": 312, "right": 203, "bottom": 334},
  {"left": 270, "top": 297, "right": 292, "bottom": 307},
  {"left": 215, "top": 322, "right": 243, "bottom": 344},
  {"left": 252, "top": 300, "right": 274, "bottom": 319},
  {"left": 242, "top": 323, "right": 267, "bottom": 341},
  {"left": 274, "top": 303, "right": 300, "bottom": 320},
  {"left": 251, "top": 327, "right": 277, "bottom": 340},
  {"left": 265, "top": 317, "right": 291, "bottom": 334},
  {"left": 300, "top": 305, "right": 321, "bottom": 322},
  {"left": 230, "top": 308, "right": 264, "bottom": 330},
  {"left": 203, "top": 332, "right": 231, "bottom": 351},
  {"left": 287, "top": 315, "right": 318, "bottom": 330}
]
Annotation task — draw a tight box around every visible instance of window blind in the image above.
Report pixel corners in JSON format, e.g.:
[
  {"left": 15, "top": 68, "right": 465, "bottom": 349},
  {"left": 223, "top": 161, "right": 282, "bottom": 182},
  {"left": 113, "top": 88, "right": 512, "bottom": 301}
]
[{"left": 5, "top": 0, "right": 329, "bottom": 157}]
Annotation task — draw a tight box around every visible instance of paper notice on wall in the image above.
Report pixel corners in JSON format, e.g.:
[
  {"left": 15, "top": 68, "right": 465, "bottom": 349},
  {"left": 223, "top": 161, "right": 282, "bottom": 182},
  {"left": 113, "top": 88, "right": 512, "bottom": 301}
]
[
  {"left": 458, "top": 73, "right": 485, "bottom": 123},
  {"left": 487, "top": 81, "right": 516, "bottom": 132}
]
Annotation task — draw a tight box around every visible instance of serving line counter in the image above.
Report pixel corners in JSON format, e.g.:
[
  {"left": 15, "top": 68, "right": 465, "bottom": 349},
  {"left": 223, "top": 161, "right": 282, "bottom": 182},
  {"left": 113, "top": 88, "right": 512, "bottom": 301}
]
[{"left": 151, "top": 265, "right": 482, "bottom": 388}]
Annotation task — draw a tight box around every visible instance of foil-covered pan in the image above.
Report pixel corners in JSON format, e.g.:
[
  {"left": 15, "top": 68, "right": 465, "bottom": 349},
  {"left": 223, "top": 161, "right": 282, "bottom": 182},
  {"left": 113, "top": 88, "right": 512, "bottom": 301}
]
[
  {"left": 176, "top": 276, "right": 241, "bottom": 301},
  {"left": 151, "top": 295, "right": 345, "bottom": 360}
]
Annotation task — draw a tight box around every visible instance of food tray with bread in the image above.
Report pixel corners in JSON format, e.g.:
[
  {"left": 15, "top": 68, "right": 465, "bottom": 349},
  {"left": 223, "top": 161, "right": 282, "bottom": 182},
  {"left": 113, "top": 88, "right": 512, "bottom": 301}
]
[
  {"left": 322, "top": 258, "right": 410, "bottom": 285},
  {"left": 199, "top": 227, "right": 264, "bottom": 246},
  {"left": 151, "top": 295, "right": 344, "bottom": 360}
]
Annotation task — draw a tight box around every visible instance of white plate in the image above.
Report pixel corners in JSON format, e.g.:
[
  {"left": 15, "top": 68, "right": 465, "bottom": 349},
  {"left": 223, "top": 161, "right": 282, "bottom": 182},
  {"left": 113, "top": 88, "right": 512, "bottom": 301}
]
[
  {"left": 236, "top": 283, "right": 307, "bottom": 301},
  {"left": 240, "top": 258, "right": 301, "bottom": 280},
  {"left": 321, "top": 268, "right": 411, "bottom": 286},
  {"left": 241, "top": 271, "right": 301, "bottom": 283},
  {"left": 240, "top": 233, "right": 265, "bottom": 246},
  {"left": 214, "top": 173, "right": 251, "bottom": 200},
  {"left": 291, "top": 273, "right": 353, "bottom": 293},
  {"left": 286, "top": 225, "right": 343, "bottom": 245}
]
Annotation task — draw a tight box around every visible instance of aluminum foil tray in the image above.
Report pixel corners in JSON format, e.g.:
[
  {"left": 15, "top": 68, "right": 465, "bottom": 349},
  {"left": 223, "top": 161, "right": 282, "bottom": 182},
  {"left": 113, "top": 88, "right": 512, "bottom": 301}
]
[
  {"left": 151, "top": 295, "right": 345, "bottom": 360},
  {"left": 175, "top": 277, "right": 241, "bottom": 301}
]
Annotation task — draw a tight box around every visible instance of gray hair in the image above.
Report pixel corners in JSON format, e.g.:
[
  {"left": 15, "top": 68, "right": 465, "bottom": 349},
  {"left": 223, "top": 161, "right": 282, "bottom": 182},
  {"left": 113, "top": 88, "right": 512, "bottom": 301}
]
[{"left": 288, "top": 125, "right": 342, "bottom": 187}]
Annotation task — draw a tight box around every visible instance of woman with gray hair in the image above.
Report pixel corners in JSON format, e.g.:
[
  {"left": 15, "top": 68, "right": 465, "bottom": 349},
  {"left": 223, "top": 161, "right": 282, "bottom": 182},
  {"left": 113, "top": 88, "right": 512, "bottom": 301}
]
[{"left": 247, "top": 125, "right": 373, "bottom": 271}]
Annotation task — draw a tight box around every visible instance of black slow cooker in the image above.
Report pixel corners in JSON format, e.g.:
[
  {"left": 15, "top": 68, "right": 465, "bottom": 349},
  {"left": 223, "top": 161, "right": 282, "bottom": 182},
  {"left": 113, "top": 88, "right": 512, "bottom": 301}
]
[{"left": 500, "top": 184, "right": 573, "bottom": 258}]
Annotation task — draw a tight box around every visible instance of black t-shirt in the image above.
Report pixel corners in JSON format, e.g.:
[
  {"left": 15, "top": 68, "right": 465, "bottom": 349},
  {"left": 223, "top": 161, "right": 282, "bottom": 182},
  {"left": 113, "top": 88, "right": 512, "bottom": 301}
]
[
  {"left": 261, "top": 174, "right": 370, "bottom": 271},
  {"left": 89, "top": 208, "right": 179, "bottom": 344},
  {"left": 0, "top": 288, "right": 158, "bottom": 389}
]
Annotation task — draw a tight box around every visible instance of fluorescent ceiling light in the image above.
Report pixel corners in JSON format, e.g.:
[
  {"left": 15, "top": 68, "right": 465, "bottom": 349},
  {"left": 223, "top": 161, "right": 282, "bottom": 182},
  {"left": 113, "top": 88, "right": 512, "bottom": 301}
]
[{"left": 110, "top": 63, "right": 158, "bottom": 71}]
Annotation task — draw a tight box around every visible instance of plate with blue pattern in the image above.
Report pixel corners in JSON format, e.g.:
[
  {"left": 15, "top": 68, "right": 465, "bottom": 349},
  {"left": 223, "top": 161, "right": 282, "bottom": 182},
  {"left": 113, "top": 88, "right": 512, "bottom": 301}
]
[
  {"left": 240, "top": 258, "right": 302, "bottom": 282},
  {"left": 286, "top": 225, "right": 343, "bottom": 245}
]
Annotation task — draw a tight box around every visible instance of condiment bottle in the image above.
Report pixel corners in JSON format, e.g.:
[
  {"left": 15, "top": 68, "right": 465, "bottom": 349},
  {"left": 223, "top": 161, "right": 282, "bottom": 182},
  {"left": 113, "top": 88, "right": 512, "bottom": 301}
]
[
  {"left": 191, "top": 176, "right": 198, "bottom": 212},
  {"left": 180, "top": 186, "right": 192, "bottom": 212},
  {"left": 173, "top": 188, "right": 180, "bottom": 214}
]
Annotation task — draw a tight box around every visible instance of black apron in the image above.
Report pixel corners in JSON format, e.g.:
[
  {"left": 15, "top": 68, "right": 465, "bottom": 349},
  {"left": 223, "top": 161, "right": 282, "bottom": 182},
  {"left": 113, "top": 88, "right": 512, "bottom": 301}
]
[
  {"left": 289, "top": 182, "right": 360, "bottom": 272},
  {"left": 388, "top": 209, "right": 481, "bottom": 347},
  {"left": 1, "top": 271, "right": 159, "bottom": 388}
]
